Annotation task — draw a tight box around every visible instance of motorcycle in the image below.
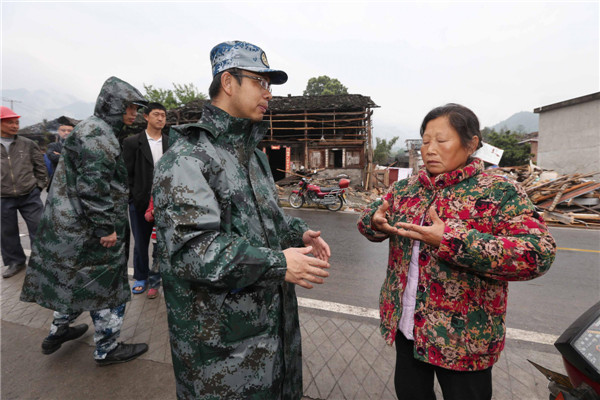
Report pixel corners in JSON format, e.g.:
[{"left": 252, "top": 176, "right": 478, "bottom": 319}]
[
  {"left": 529, "top": 301, "right": 600, "bottom": 400},
  {"left": 289, "top": 175, "right": 350, "bottom": 212}
]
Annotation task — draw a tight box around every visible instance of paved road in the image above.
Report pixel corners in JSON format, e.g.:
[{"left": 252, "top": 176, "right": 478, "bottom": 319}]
[
  {"left": 6, "top": 204, "right": 588, "bottom": 399},
  {"left": 287, "top": 207, "right": 600, "bottom": 340},
  {"left": 15, "top": 201, "right": 600, "bottom": 340}
]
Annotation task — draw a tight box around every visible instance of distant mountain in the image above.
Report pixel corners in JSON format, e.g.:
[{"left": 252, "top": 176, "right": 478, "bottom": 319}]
[
  {"left": 46, "top": 101, "right": 95, "bottom": 122},
  {"left": 489, "top": 111, "right": 539, "bottom": 133},
  {"left": 1, "top": 89, "right": 94, "bottom": 129}
]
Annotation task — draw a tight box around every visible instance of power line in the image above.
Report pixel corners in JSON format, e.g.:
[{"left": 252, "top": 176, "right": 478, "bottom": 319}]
[{"left": 2, "top": 97, "right": 23, "bottom": 110}]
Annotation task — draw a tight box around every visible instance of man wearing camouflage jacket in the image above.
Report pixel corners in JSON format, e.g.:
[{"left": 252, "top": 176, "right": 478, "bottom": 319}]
[
  {"left": 21, "top": 76, "right": 149, "bottom": 366},
  {"left": 153, "top": 41, "right": 331, "bottom": 399}
]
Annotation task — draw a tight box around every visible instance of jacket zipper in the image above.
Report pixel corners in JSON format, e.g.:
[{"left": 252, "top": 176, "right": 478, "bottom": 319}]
[
  {"left": 7, "top": 155, "right": 17, "bottom": 195},
  {"left": 247, "top": 174, "right": 271, "bottom": 249}
]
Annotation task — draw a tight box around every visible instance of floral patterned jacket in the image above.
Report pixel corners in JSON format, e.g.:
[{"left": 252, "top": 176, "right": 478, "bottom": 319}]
[{"left": 357, "top": 159, "right": 556, "bottom": 371}]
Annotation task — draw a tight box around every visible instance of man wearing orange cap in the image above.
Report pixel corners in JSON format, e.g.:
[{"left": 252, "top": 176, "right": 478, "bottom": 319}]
[{"left": 0, "top": 106, "right": 48, "bottom": 278}]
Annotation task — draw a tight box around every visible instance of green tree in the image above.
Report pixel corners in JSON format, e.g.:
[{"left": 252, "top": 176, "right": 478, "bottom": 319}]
[
  {"left": 373, "top": 136, "right": 399, "bottom": 165},
  {"left": 303, "top": 76, "right": 349, "bottom": 96},
  {"left": 143, "top": 82, "right": 207, "bottom": 110},
  {"left": 173, "top": 83, "right": 206, "bottom": 105},
  {"left": 482, "top": 129, "right": 532, "bottom": 167}
]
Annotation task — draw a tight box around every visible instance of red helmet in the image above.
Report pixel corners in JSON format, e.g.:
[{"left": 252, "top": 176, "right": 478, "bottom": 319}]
[{"left": 0, "top": 106, "right": 20, "bottom": 120}]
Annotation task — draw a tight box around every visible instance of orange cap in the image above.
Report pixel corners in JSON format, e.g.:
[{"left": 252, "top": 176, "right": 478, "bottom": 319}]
[{"left": 0, "top": 106, "right": 20, "bottom": 120}]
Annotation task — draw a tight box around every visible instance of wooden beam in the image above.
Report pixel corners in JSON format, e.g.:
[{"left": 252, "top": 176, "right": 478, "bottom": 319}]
[
  {"left": 542, "top": 211, "right": 574, "bottom": 225},
  {"left": 270, "top": 125, "right": 366, "bottom": 131},
  {"left": 304, "top": 112, "right": 308, "bottom": 167},
  {"left": 269, "top": 116, "right": 367, "bottom": 123},
  {"left": 533, "top": 181, "right": 597, "bottom": 203},
  {"left": 537, "top": 182, "right": 600, "bottom": 209},
  {"left": 268, "top": 111, "right": 368, "bottom": 117},
  {"left": 296, "top": 139, "right": 365, "bottom": 144},
  {"left": 268, "top": 133, "right": 366, "bottom": 138}
]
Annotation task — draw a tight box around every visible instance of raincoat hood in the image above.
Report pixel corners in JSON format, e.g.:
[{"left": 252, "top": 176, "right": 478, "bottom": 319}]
[{"left": 93, "top": 76, "right": 147, "bottom": 130}]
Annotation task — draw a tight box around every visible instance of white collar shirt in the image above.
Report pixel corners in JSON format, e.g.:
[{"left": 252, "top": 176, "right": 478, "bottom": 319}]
[{"left": 146, "top": 131, "right": 163, "bottom": 165}]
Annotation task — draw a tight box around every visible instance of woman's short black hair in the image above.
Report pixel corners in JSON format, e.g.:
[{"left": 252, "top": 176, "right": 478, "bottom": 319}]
[
  {"left": 208, "top": 68, "right": 243, "bottom": 99},
  {"left": 420, "top": 103, "right": 483, "bottom": 150}
]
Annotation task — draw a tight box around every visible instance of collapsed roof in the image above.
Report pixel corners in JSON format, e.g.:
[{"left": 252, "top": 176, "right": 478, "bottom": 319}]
[
  {"left": 167, "top": 94, "right": 379, "bottom": 125},
  {"left": 18, "top": 116, "right": 81, "bottom": 135},
  {"left": 269, "top": 94, "right": 378, "bottom": 112}
]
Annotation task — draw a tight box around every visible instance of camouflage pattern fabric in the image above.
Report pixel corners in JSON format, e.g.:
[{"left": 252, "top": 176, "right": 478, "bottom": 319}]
[
  {"left": 48, "top": 304, "right": 125, "bottom": 359},
  {"left": 90, "top": 304, "right": 126, "bottom": 359},
  {"left": 153, "top": 104, "right": 308, "bottom": 400},
  {"left": 20, "top": 77, "right": 146, "bottom": 314},
  {"left": 358, "top": 159, "right": 556, "bottom": 371}
]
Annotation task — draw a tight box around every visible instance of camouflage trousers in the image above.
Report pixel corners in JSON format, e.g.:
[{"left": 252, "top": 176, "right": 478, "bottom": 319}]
[{"left": 48, "top": 304, "right": 126, "bottom": 359}]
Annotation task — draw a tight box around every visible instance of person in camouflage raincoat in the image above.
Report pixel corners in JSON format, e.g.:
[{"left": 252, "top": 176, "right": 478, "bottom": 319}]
[
  {"left": 153, "top": 41, "right": 331, "bottom": 399},
  {"left": 358, "top": 104, "right": 556, "bottom": 399},
  {"left": 21, "top": 76, "right": 149, "bottom": 365}
]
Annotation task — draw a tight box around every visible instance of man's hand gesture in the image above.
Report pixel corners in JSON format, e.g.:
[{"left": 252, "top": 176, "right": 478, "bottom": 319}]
[
  {"left": 302, "top": 230, "right": 331, "bottom": 262},
  {"left": 283, "top": 246, "right": 330, "bottom": 289}
]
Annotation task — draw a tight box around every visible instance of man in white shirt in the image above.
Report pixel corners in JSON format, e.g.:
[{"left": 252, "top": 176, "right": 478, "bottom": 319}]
[{"left": 122, "top": 103, "right": 169, "bottom": 299}]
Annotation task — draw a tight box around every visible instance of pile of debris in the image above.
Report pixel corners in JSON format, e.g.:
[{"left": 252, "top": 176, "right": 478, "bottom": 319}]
[
  {"left": 489, "top": 164, "right": 600, "bottom": 228},
  {"left": 277, "top": 164, "right": 600, "bottom": 228}
]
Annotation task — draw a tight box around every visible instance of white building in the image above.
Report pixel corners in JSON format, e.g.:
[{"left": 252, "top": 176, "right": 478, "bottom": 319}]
[{"left": 534, "top": 92, "right": 600, "bottom": 175}]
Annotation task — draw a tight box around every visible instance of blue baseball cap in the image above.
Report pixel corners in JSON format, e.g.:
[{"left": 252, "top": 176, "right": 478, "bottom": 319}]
[{"left": 210, "top": 41, "right": 288, "bottom": 85}]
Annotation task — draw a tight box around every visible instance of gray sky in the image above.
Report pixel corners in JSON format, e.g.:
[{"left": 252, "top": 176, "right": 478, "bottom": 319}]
[{"left": 2, "top": 1, "right": 598, "bottom": 139}]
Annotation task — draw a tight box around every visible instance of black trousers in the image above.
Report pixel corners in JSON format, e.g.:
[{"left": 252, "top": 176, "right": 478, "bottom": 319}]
[
  {"left": 394, "top": 331, "right": 492, "bottom": 400},
  {"left": 0, "top": 187, "right": 43, "bottom": 265},
  {"left": 128, "top": 202, "right": 160, "bottom": 287}
]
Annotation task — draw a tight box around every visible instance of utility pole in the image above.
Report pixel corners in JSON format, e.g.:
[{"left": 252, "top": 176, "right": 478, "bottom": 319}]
[{"left": 2, "top": 97, "right": 22, "bottom": 110}]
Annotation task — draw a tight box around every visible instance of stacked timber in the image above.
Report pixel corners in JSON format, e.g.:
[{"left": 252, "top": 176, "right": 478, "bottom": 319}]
[
  {"left": 488, "top": 165, "right": 600, "bottom": 228},
  {"left": 278, "top": 163, "right": 600, "bottom": 228}
]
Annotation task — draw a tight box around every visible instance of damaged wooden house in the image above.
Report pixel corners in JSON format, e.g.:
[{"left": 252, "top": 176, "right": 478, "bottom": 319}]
[
  {"left": 260, "top": 94, "right": 378, "bottom": 183},
  {"left": 166, "top": 94, "right": 379, "bottom": 184}
]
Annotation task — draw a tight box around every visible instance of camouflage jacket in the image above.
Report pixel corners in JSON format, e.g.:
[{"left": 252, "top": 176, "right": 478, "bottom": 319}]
[
  {"left": 21, "top": 77, "right": 146, "bottom": 313},
  {"left": 153, "top": 104, "right": 309, "bottom": 400},
  {"left": 358, "top": 159, "right": 556, "bottom": 371}
]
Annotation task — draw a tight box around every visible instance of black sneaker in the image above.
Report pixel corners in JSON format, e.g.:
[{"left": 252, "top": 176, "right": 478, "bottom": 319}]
[
  {"left": 41, "top": 324, "right": 89, "bottom": 354},
  {"left": 95, "top": 342, "right": 148, "bottom": 366},
  {"left": 2, "top": 263, "right": 26, "bottom": 278}
]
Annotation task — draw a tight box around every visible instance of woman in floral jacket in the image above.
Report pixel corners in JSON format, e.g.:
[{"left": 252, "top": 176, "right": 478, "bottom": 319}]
[{"left": 358, "top": 104, "right": 556, "bottom": 400}]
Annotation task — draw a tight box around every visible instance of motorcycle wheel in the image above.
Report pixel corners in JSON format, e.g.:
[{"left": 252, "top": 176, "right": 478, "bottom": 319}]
[
  {"left": 289, "top": 193, "right": 304, "bottom": 209},
  {"left": 326, "top": 196, "right": 343, "bottom": 211}
]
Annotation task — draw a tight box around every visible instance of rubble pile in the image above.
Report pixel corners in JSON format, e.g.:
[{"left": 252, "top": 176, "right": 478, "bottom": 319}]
[
  {"left": 166, "top": 99, "right": 206, "bottom": 125},
  {"left": 277, "top": 165, "right": 600, "bottom": 228},
  {"left": 488, "top": 165, "right": 600, "bottom": 228}
]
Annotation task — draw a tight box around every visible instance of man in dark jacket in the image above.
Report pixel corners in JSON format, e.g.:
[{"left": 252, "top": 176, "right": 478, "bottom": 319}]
[
  {"left": 153, "top": 41, "right": 331, "bottom": 399},
  {"left": 0, "top": 106, "right": 48, "bottom": 278},
  {"left": 21, "top": 77, "right": 149, "bottom": 366},
  {"left": 45, "top": 118, "right": 75, "bottom": 187},
  {"left": 122, "top": 102, "right": 169, "bottom": 299}
]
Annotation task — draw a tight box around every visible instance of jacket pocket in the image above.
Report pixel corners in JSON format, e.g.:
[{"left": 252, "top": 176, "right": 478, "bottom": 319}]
[{"left": 71, "top": 263, "right": 120, "bottom": 303}]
